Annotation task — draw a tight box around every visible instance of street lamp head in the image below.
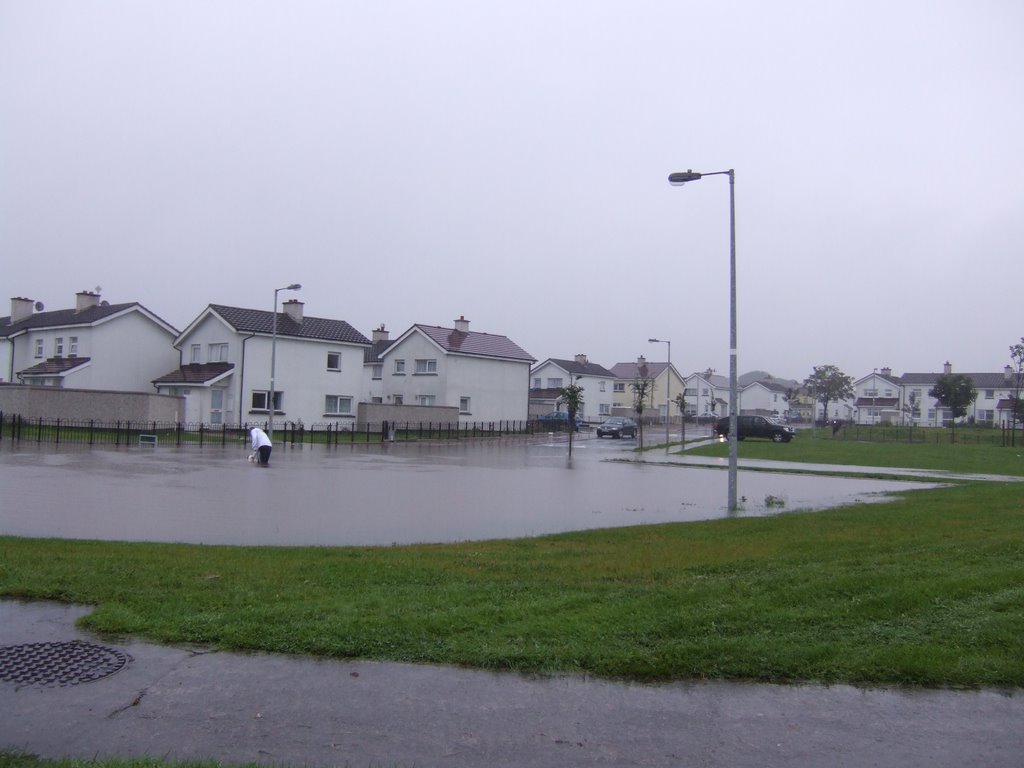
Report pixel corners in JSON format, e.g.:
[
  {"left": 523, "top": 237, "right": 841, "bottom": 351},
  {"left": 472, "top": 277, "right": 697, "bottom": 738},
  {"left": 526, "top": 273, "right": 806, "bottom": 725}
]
[
  {"left": 285, "top": 283, "right": 301, "bottom": 291},
  {"left": 668, "top": 170, "right": 702, "bottom": 186}
]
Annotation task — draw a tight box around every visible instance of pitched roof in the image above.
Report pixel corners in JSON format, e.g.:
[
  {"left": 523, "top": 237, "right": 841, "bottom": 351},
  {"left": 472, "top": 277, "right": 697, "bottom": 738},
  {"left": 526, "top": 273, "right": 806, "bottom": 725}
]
[
  {"left": 610, "top": 361, "right": 668, "bottom": 379},
  {"left": 363, "top": 339, "right": 395, "bottom": 364},
  {"left": 208, "top": 305, "right": 370, "bottom": 346},
  {"left": 407, "top": 324, "right": 535, "bottom": 362},
  {"left": 539, "top": 358, "right": 616, "bottom": 378},
  {"left": 153, "top": 363, "right": 235, "bottom": 385},
  {"left": 900, "top": 372, "right": 1018, "bottom": 389},
  {"left": 1, "top": 302, "right": 177, "bottom": 338},
  {"left": 18, "top": 357, "right": 91, "bottom": 377}
]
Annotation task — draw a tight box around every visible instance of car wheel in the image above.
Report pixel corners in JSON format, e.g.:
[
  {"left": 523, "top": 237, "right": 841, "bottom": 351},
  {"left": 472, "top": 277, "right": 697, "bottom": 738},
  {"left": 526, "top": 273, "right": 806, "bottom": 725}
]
[{"left": 772, "top": 433, "right": 786, "bottom": 443}]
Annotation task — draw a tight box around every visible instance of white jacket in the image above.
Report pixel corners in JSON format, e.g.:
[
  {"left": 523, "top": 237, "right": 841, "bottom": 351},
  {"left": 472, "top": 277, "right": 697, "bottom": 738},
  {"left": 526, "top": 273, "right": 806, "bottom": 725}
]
[{"left": 250, "top": 428, "right": 272, "bottom": 451}]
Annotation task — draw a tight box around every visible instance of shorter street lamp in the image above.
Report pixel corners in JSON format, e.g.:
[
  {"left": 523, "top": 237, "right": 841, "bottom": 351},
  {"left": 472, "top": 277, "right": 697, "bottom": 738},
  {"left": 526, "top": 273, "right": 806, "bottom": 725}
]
[
  {"left": 648, "top": 338, "right": 671, "bottom": 449},
  {"left": 269, "top": 283, "right": 301, "bottom": 436}
]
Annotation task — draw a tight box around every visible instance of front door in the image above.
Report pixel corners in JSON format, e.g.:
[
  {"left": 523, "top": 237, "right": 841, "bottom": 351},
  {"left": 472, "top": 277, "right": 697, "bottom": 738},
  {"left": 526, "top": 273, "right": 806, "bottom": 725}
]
[{"left": 210, "top": 388, "right": 225, "bottom": 425}]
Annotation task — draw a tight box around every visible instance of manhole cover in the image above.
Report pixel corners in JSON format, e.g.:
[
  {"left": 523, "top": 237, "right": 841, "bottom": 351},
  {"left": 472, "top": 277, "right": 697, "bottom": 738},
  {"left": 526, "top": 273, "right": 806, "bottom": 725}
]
[{"left": 0, "top": 641, "right": 131, "bottom": 688}]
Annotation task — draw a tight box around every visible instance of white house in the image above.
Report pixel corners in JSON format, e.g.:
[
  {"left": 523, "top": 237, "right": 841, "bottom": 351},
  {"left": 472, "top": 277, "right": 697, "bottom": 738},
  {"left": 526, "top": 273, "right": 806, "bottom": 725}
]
[
  {"left": 1, "top": 291, "right": 179, "bottom": 391},
  {"left": 376, "top": 316, "right": 534, "bottom": 424},
  {"left": 852, "top": 368, "right": 903, "bottom": 425},
  {"left": 740, "top": 379, "right": 792, "bottom": 418},
  {"left": 681, "top": 371, "right": 730, "bottom": 422},
  {"left": 897, "top": 362, "right": 1021, "bottom": 427},
  {"left": 529, "top": 355, "right": 616, "bottom": 423},
  {"left": 153, "top": 301, "right": 370, "bottom": 426}
]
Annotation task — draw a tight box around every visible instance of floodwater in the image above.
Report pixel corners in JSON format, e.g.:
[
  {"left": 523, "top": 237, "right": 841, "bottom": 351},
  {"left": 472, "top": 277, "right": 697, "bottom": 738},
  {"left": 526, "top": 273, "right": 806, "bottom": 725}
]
[{"left": 0, "top": 437, "right": 937, "bottom": 547}]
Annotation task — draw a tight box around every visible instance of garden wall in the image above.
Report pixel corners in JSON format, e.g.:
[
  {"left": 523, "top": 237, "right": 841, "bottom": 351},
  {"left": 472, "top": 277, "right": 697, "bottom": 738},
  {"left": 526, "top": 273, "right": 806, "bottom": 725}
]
[{"left": 0, "top": 383, "right": 183, "bottom": 423}]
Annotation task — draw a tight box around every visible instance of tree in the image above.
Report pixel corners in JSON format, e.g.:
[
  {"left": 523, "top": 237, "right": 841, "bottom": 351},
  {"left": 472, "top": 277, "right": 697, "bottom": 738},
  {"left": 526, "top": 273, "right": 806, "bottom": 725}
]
[
  {"left": 631, "top": 372, "right": 654, "bottom": 451},
  {"left": 674, "top": 392, "right": 686, "bottom": 449},
  {"left": 803, "top": 365, "right": 854, "bottom": 425},
  {"left": 1007, "top": 339, "right": 1024, "bottom": 446},
  {"left": 929, "top": 373, "right": 977, "bottom": 440},
  {"left": 557, "top": 381, "right": 585, "bottom": 457}
]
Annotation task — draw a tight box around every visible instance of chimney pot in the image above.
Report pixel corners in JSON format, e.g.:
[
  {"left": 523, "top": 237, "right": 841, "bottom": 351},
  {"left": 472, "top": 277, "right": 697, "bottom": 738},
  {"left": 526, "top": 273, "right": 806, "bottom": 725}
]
[
  {"left": 372, "top": 324, "right": 389, "bottom": 343},
  {"left": 574, "top": 354, "right": 588, "bottom": 365},
  {"left": 943, "top": 361, "right": 952, "bottom": 375}
]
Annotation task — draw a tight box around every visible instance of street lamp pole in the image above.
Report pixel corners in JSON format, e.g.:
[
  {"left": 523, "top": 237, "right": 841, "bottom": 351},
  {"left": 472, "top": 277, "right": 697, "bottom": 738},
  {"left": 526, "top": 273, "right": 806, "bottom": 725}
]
[
  {"left": 669, "top": 169, "right": 738, "bottom": 511},
  {"left": 269, "top": 283, "right": 301, "bottom": 437},
  {"left": 649, "top": 338, "right": 671, "bottom": 449}
]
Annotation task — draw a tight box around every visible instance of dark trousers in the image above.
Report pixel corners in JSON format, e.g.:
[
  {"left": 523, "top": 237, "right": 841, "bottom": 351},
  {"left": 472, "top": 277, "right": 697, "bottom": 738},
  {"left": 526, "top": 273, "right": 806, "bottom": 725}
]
[{"left": 257, "top": 445, "right": 272, "bottom": 465}]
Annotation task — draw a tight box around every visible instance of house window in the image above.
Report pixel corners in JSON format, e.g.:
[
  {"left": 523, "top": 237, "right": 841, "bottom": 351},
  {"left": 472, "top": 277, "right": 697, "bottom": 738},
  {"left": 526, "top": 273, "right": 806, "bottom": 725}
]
[
  {"left": 613, "top": 382, "right": 625, "bottom": 393},
  {"left": 394, "top": 394, "right": 404, "bottom": 405},
  {"left": 599, "top": 381, "right": 606, "bottom": 392},
  {"left": 415, "top": 359, "right": 438, "bottom": 374},
  {"left": 327, "top": 352, "right": 341, "bottom": 371},
  {"left": 702, "top": 388, "right": 709, "bottom": 396},
  {"left": 599, "top": 403, "right": 611, "bottom": 415},
  {"left": 864, "top": 388, "right": 878, "bottom": 397},
  {"left": 209, "top": 343, "right": 228, "bottom": 362},
  {"left": 547, "top": 378, "right": 563, "bottom": 388},
  {"left": 68, "top": 337, "right": 78, "bottom": 357},
  {"left": 417, "top": 394, "right": 436, "bottom": 406},
  {"left": 533, "top": 378, "right": 542, "bottom": 389},
  {"left": 34, "top": 339, "right": 43, "bottom": 358},
  {"left": 927, "top": 409, "right": 936, "bottom": 420},
  {"left": 685, "top": 388, "right": 697, "bottom": 397},
  {"left": 251, "top": 390, "right": 283, "bottom": 412},
  {"left": 978, "top": 409, "right": 994, "bottom": 422},
  {"left": 985, "top": 389, "right": 994, "bottom": 399},
  {"left": 372, "top": 364, "right": 383, "bottom": 380},
  {"left": 190, "top": 344, "right": 201, "bottom": 363},
  {"left": 394, "top": 359, "right": 406, "bottom": 374},
  {"left": 460, "top": 396, "right": 471, "bottom": 414},
  {"left": 55, "top": 337, "right": 64, "bottom": 357},
  {"left": 324, "top": 395, "right": 352, "bottom": 415},
  {"left": 371, "top": 396, "right": 383, "bottom": 404}
]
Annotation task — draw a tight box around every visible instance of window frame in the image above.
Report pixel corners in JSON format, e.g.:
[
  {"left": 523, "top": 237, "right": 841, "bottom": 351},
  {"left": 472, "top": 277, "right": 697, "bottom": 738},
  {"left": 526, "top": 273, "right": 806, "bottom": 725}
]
[
  {"left": 324, "top": 394, "right": 353, "bottom": 415},
  {"left": 414, "top": 358, "right": 438, "bottom": 375},
  {"left": 326, "top": 352, "right": 341, "bottom": 371},
  {"left": 34, "top": 338, "right": 44, "bottom": 358},
  {"left": 251, "top": 390, "right": 283, "bottom": 413},
  {"left": 54, "top": 337, "right": 64, "bottom": 357}
]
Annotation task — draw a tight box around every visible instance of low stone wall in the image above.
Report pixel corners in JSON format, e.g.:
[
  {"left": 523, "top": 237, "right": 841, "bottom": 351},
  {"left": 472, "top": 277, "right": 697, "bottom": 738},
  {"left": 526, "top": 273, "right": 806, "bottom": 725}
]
[
  {"left": 357, "top": 402, "right": 460, "bottom": 430},
  {"left": 0, "top": 383, "right": 183, "bottom": 423}
]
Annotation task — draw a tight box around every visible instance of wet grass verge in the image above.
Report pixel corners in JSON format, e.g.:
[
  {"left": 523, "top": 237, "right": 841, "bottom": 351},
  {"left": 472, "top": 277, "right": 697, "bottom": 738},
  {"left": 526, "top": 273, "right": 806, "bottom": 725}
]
[
  {"left": 2, "top": 482, "right": 1023, "bottom": 688},
  {"left": 681, "top": 432, "right": 1024, "bottom": 476}
]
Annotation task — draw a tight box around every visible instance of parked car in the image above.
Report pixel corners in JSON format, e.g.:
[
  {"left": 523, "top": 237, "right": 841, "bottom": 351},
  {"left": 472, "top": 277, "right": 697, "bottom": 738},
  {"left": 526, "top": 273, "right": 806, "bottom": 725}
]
[
  {"left": 713, "top": 415, "right": 795, "bottom": 443},
  {"left": 538, "top": 411, "right": 583, "bottom": 428},
  {"left": 596, "top": 417, "right": 637, "bottom": 439}
]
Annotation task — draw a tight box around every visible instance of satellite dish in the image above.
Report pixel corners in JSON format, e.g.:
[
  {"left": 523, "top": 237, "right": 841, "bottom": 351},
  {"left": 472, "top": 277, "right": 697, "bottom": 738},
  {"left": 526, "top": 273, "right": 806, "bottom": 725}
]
[
  {"left": 34, "top": 301, "right": 44, "bottom": 311},
  {"left": 100, "top": 300, "right": 109, "bottom": 306}
]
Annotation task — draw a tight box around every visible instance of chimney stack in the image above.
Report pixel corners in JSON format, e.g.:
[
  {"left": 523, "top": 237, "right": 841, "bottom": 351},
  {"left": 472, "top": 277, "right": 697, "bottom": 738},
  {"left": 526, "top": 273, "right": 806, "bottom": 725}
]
[
  {"left": 453, "top": 315, "right": 470, "bottom": 333},
  {"left": 880, "top": 367, "right": 892, "bottom": 377},
  {"left": 943, "top": 361, "right": 952, "bottom": 375},
  {"left": 1005, "top": 365, "right": 1014, "bottom": 382},
  {"left": 10, "top": 297, "right": 34, "bottom": 323},
  {"left": 76, "top": 290, "right": 100, "bottom": 312},
  {"left": 283, "top": 299, "right": 304, "bottom": 323},
  {"left": 372, "top": 324, "right": 389, "bottom": 343},
  {"left": 574, "top": 354, "right": 588, "bottom": 365}
]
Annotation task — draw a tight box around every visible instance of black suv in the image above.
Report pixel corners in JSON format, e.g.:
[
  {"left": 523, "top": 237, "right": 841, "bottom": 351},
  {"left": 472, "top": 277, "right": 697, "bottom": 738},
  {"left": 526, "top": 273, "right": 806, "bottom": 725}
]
[{"left": 713, "top": 415, "right": 795, "bottom": 443}]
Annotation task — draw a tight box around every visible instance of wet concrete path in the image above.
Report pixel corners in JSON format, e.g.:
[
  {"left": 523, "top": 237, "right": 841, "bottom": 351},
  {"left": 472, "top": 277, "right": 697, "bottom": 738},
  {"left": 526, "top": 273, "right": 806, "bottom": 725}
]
[{"left": 3, "top": 600, "right": 1022, "bottom": 768}]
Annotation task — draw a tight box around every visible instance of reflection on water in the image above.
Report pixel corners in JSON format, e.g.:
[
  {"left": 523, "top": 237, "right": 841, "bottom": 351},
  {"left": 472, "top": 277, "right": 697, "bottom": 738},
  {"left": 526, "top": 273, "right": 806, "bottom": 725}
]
[{"left": 0, "top": 440, "right": 931, "bottom": 547}]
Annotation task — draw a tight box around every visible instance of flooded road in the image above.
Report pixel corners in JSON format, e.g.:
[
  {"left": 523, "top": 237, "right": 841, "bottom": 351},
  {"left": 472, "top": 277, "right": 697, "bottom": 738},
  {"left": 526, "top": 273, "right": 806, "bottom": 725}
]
[{"left": 0, "top": 437, "right": 936, "bottom": 547}]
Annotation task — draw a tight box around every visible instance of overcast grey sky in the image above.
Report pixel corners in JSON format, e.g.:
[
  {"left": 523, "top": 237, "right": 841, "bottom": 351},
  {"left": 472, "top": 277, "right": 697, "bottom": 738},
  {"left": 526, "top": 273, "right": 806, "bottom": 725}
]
[{"left": 2, "top": 1, "right": 1021, "bottom": 381}]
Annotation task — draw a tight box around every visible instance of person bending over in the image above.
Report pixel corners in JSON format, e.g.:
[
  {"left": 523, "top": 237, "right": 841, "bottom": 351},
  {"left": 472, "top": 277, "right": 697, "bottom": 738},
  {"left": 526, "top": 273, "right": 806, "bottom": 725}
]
[{"left": 250, "top": 427, "right": 272, "bottom": 465}]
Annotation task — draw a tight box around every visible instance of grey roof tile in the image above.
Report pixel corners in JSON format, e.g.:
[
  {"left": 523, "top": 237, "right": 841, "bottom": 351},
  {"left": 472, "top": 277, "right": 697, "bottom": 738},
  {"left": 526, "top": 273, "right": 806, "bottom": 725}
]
[
  {"left": 209, "top": 305, "right": 370, "bottom": 346},
  {"left": 414, "top": 324, "right": 534, "bottom": 362}
]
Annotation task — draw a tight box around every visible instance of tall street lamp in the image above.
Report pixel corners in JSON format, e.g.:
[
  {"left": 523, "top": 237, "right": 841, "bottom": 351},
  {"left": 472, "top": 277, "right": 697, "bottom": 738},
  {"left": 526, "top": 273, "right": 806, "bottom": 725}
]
[
  {"left": 648, "top": 338, "right": 671, "bottom": 449},
  {"left": 669, "top": 169, "right": 738, "bottom": 511},
  {"left": 269, "top": 283, "right": 301, "bottom": 436}
]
